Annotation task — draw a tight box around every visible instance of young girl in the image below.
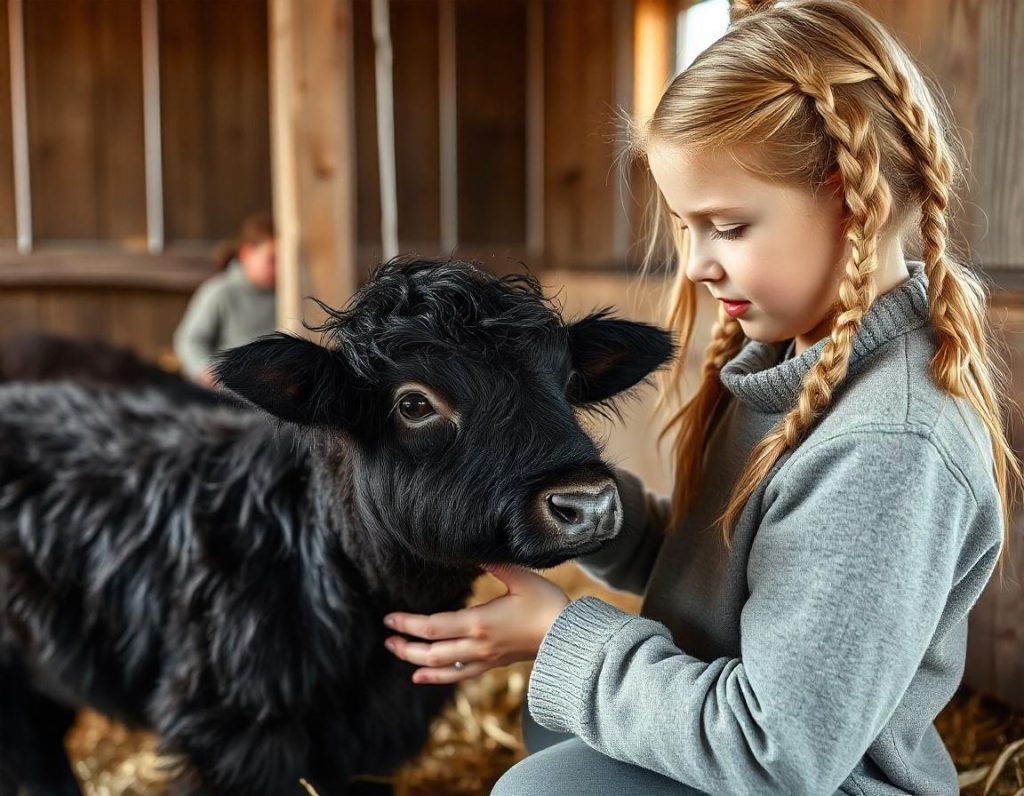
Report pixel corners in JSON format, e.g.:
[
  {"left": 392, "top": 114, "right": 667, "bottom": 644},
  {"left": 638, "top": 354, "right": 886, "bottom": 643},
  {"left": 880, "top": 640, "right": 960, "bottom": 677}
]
[
  {"left": 381, "top": 1, "right": 1020, "bottom": 793},
  {"left": 173, "top": 211, "right": 278, "bottom": 388}
]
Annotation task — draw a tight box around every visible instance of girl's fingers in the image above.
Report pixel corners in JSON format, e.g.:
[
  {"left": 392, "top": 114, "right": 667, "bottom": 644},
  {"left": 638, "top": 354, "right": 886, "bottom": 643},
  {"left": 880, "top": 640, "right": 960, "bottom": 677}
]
[
  {"left": 411, "top": 659, "right": 490, "bottom": 685},
  {"left": 384, "top": 635, "right": 481, "bottom": 669},
  {"left": 383, "top": 606, "right": 481, "bottom": 640}
]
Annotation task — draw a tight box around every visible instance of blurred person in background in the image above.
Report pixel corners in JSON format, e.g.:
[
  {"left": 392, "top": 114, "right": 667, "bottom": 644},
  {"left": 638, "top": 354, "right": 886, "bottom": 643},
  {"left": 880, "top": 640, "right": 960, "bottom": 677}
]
[{"left": 174, "top": 211, "right": 277, "bottom": 388}]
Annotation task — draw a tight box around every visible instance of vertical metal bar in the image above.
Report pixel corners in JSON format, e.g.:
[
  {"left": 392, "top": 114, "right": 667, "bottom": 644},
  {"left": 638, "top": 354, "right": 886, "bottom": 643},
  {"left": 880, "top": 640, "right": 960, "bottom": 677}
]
[
  {"left": 525, "top": 0, "right": 544, "bottom": 261},
  {"left": 8, "top": 0, "right": 32, "bottom": 253},
  {"left": 371, "top": 0, "right": 398, "bottom": 261},
  {"left": 141, "top": 0, "right": 165, "bottom": 253},
  {"left": 438, "top": 0, "right": 457, "bottom": 254}
]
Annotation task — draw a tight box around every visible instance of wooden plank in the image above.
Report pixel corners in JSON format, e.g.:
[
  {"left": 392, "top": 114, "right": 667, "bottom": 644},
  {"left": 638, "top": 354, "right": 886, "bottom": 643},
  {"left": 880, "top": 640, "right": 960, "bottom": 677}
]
[
  {"left": 0, "top": 289, "right": 38, "bottom": 339},
  {"left": 455, "top": 0, "right": 526, "bottom": 246},
  {"left": 157, "top": 0, "right": 203, "bottom": 240},
  {"left": 94, "top": 0, "right": 147, "bottom": 245},
  {"left": 544, "top": 0, "right": 626, "bottom": 269},
  {"left": 973, "top": 0, "right": 1024, "bottom": 270},
  {"left": 23, "top": 0, "right": 146, "bottom": 244},
  {"left": 392, "top": 0, "right": 441, "bottom": 250},
  {"left": 270, "top": 0, "right": 359, "bottom": 333},
  {"left": 159, "top": 0, "right": 271, "bottom": 243},
  {"left": 0, "top": 250, "right": 215, "bottom": 290},
  {"left": 859, "top": 0, "right": 981, "bottom": 260},
  {"left": 106, "top": 288, "right": 191, "bottom": 362},
  {"left": 205, "top": 0, "right": 272, "bottom": 240},
  {"left": 962, "top": 293, "right": 1024, "bottom": 709},
  {"left": 0, "top": 286, "right": 191, "bottom": 365},
  {"left": 352, "top": 0, "right": 381, "bottom": 260}
]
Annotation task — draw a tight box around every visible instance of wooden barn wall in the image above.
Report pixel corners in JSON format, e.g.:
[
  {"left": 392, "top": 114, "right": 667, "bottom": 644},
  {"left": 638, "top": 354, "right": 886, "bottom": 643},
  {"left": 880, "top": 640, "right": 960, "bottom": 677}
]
[
  {"left": 861, "top": 0, "right": 1024, "bottom": 272},
  {"left": 23, "top": 0, "right": 147, "bottom": 244},
  {"left": 544, "top": 0, "right": 626, "bottom": 270},
  {"left": 159, "top": 0, "right": 272, "bottom": 243},
  {"left": 854, "top": 1, "right": 1023, "bottom": 707},
  {"left": 0, "top": 287, "right": 191, "bottom": 364},
  {"left": 0, "top": 0, "right": 271, "bottom": 363},
  {"left": 352, "top": 0, "right": 625, "bottom": 270},
  {"left": 454, "top": 0, "right": 527, "bottom": 246}
]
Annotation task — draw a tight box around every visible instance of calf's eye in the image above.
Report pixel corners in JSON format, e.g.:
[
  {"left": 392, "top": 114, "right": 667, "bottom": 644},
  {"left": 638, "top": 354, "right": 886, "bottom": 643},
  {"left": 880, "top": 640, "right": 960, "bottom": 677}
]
[{"left": 398, "top": 392, "right": 436, "bottom": 422}]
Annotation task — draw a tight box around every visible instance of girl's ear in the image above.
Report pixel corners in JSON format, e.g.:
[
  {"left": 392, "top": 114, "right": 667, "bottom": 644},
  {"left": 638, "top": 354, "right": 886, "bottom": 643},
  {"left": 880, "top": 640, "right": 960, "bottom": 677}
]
[
  {"left": 212, "top": 333, "right": 361, "bottom": 427},
  {"left": 566, "top": 311, "right": 676, "bottom": 405}
]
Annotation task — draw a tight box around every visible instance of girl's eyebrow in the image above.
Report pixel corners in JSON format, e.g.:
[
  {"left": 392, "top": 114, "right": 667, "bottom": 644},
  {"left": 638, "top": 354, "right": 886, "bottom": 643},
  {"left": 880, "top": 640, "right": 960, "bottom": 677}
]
[{"left": 668, "top": 206, "right": 745, "bottom": 219}]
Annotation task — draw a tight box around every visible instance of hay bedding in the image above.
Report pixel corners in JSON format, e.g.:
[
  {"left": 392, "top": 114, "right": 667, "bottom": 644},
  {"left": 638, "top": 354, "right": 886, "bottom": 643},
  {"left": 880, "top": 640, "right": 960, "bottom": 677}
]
[{"left": 65, "top": 564, "right": 1024, "bottom": 795}]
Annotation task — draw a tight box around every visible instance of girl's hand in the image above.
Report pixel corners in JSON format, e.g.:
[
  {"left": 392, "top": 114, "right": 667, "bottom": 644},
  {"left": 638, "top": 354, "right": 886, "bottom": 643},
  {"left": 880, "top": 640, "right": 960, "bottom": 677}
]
[{"left": 382, "top": 563, "right": 570, "bottom": 685}]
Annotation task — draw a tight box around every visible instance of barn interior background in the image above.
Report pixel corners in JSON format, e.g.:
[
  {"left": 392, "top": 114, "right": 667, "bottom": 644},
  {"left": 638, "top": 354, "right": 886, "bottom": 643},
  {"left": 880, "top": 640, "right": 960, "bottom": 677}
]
[{"left": 0, "top": 0, "right": 1021, "bottom": 793}]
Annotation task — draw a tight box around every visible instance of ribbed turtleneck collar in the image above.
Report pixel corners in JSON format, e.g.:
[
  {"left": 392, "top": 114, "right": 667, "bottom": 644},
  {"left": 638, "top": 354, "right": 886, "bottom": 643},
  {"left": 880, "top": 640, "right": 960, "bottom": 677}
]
[{"left": 719, "top": 260, "right": 930, "bottom": 413}]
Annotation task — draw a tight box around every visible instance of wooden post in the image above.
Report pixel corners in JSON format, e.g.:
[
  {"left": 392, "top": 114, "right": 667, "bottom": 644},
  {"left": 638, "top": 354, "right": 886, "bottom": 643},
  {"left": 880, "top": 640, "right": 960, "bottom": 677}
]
[
  {"left": 371, "top": 0, "right": 398, "bottom": 262},
  {"left": 269, "top": 0, "right": 359, "bottom": 337}
]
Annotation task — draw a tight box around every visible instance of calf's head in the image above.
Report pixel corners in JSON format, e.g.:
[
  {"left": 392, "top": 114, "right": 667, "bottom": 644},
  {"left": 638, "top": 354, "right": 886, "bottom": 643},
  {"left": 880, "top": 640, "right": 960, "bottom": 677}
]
[{"left": 215, "top": 257, "right": 674, "bottom": 570}]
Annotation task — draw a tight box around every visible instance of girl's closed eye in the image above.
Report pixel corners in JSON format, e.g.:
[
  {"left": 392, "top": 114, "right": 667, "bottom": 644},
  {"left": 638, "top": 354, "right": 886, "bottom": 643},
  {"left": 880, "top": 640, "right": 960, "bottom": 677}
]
[
  {"left": 709, "top": 225, "right": 747, "bottom": 241},
  {"left": 675, "top": 221, "right": 748, "bottom": 241}
]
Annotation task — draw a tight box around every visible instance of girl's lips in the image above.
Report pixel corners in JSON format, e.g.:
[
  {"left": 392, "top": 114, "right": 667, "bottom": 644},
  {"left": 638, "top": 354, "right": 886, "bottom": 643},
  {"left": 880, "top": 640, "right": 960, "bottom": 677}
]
[{"left": 720, "top": 299, "right": 751, "bottom": 318}]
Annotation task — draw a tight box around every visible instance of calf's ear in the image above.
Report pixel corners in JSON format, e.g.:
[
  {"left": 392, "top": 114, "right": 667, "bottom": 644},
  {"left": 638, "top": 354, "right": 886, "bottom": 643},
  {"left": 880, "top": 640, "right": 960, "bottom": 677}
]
[
  {"left": 566, "top": 311, "right": 676, "bottom": 405},
  {"left": 212, "top": 332, "right": 360, "bottom": 427}
]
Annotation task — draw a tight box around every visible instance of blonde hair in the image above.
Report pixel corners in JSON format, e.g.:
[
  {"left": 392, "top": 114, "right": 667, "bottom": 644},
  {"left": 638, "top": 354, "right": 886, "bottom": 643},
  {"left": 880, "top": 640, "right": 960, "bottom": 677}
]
[{"left": 632, "top": 0, "right": 1020, "bottom": 571}]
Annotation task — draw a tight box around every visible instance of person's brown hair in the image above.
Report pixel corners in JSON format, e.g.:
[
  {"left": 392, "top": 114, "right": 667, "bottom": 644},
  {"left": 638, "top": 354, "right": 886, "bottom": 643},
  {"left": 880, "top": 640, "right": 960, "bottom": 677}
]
[
  {"left": 213, "top": 211, "right": 276, "bottom": 271},
  {"left": 631, "top": 0, "right": 1020, "bottom": 571}
]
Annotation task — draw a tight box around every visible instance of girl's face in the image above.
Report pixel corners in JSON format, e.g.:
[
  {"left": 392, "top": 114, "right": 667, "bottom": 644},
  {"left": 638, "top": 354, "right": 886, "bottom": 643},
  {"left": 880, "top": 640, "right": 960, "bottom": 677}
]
[
  {"left": 647, "top": 142, "right": 850, "bottom": 354},
  {"left": 239, "top": 239, "right": 277, "bottom": 291}
]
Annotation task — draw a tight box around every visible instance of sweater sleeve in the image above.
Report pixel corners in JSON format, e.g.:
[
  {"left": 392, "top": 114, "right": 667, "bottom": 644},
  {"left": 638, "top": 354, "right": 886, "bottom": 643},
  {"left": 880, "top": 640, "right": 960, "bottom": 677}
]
[
  {"left": 173, "top": 277, "right": 225, "bottom": 379},
  {"left": 571, "top": 467, "right": 671, "bottom": 596},
  {"left": 528, "top": 429, "right": 1001, "bottom": 794}
]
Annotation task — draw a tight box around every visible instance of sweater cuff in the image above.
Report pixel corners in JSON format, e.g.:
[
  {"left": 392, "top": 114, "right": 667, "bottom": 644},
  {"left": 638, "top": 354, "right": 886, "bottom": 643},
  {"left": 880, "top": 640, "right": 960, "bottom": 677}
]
[{"left": 527, "top": 596, "right": 637, "bottom": 735}]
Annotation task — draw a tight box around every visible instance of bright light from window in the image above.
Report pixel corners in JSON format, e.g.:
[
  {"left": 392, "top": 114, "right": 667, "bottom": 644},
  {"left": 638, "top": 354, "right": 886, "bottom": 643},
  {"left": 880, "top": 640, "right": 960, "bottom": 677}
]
[{"left": 676, "top": 0, "right": 731, "bottom": 74}]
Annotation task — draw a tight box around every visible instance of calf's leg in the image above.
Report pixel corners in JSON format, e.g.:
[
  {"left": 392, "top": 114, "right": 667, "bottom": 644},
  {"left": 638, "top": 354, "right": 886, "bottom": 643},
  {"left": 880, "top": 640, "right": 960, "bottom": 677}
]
[{"left": 0, "top": 668, "right": 81, "bottom": 796}]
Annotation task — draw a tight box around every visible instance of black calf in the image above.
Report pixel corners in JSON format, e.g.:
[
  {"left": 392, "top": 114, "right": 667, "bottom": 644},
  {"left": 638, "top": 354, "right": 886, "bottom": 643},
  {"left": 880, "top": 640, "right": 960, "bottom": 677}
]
[{"left": 0, "top": 256, "right": 674, "bottom": 795}]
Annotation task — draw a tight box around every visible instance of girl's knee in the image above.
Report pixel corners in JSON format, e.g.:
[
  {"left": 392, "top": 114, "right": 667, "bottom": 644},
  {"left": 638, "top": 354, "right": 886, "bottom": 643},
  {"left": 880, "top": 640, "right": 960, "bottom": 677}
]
[
  {"left": 490, "top": 756, "right": 537, "bottom": 796},
  {"left": 490, "top": 747, "right": 572, "bottom": 796}
]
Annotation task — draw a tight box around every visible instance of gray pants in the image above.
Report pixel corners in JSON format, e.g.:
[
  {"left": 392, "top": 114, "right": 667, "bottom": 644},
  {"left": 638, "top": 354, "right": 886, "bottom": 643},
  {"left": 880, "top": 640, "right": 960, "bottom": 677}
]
[{"left": 489, "top": 696, "right": 706, "bottom": 795}]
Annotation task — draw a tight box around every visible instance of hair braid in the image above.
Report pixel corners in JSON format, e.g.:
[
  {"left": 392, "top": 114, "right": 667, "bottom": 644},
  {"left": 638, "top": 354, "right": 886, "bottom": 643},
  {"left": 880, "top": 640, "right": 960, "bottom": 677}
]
[
  {"left": 716, "top": 60, "right": 893, "bottom": 544},
  {"left": 854, "top": 54, "right": 985, "bottom": 392},
  {"left": 853, "top": 44, "right": 1020, "bottom": 570}
]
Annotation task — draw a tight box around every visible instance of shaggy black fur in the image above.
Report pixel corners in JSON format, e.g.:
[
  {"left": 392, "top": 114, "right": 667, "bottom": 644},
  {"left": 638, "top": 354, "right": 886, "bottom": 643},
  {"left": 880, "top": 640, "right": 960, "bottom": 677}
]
[{"left": 0, "top": 256, "right": 674, "bottom": 795}]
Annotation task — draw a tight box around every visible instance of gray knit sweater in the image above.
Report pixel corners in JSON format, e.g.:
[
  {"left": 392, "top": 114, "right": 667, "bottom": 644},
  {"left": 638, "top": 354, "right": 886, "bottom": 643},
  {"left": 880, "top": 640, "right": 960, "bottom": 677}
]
[
  {"left": 528, "top": 260, "right": 1003, "bottom": 795},
  {"left": 173, "top": 259, "right": 277, "bottom": 379}
]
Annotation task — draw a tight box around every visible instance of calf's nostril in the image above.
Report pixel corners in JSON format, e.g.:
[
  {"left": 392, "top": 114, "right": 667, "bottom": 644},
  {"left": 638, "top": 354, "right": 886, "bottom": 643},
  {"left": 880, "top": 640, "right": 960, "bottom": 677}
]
[
  {"left": 547, "top": 494, "right": 582, "bottom": 525},
  {"left": 545, "top": 485, "right": 619, "bottom": 539}
]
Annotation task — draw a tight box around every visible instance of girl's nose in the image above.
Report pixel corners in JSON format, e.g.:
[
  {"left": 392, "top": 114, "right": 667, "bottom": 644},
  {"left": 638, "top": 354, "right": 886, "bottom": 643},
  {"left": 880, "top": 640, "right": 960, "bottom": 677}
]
[{"left": 684, "top": 245, "right": 724, "bottom": 285}]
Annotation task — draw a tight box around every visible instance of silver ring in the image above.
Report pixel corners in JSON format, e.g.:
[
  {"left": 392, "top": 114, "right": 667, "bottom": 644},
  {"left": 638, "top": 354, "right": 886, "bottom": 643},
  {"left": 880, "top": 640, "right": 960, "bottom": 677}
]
[{"left": 453, "top": 660, "right": 466, "bottom": 670}]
